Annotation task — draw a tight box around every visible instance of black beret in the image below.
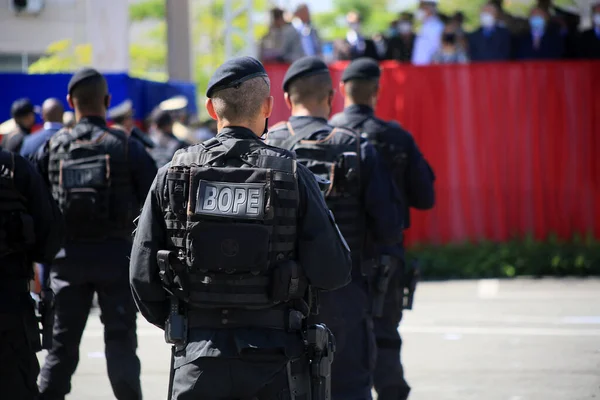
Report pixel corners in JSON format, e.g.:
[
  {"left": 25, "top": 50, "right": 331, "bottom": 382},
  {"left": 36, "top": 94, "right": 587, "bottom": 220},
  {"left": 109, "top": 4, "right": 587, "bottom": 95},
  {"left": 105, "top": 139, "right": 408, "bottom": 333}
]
[
  {"left": 11, "top": 98, "right": 36, "bottom": 118},
  {"left": 206, "top": 56, "right": 268, "bottom": 98},
  {"left": 68, "top": 67, "right": 104, "bottom": 94},
  {"left": 282, "top": 56, "right": 329, "bottom": 92},
  {"left": 341, "top": 58, "right": 381, "bottom": 82}
]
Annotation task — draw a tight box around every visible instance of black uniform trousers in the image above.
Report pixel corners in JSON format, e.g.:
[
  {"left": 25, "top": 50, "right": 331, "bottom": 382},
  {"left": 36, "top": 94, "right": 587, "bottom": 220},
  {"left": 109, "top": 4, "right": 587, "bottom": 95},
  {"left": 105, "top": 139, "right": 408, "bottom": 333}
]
[
  {"left": 172, "top": 357, "right": 295, "bottom": 400},
  {"left": 170, "top": 328, "right": 309, "bottom": 400},
  {"left": 372, "top": 267, "right": 411, "bottom": 400},
  {"left": 39, "top": 244, "right": 142, "bottom": 400},
  {"left": 0, "top": 294, "right": 40, "bottom": 400},
  {"left": 310, "top": 281, "right": 376, "bottom": 400}
]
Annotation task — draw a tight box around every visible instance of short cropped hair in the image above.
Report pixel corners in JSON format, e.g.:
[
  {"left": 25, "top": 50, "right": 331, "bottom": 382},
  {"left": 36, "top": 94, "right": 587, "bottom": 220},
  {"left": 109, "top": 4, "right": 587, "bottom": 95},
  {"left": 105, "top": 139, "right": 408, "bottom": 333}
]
[
  {"left": 70, "top": 75, "right": 108, "bottom": 113},
  {"left": 211, "top": 76, "right": 270, "bottom": 123},
  {"left": 287, "top": 72, "right": 332, "bottom": 105},
  {"left": 345, "top": 79, "right": 379, "bottom": 105}
]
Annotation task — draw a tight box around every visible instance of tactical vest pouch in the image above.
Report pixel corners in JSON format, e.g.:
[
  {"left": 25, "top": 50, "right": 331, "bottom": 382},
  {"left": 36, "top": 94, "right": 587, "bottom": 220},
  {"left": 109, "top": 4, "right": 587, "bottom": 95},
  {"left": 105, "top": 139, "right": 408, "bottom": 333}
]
[
  {"left": 0, "top": 212, "right": 35, "bottom": 257},
  {"left": 270, "top": 260, "right": 308, "bottom": 302},
  {"left": 60, "top": 155, "right": 110, "bottom": 240},
  {"left": 185, "top": 166, "right": 273, "bottom": 274},
  {"left": 186, "top": 222, "right": 270, "bottom": 274}
]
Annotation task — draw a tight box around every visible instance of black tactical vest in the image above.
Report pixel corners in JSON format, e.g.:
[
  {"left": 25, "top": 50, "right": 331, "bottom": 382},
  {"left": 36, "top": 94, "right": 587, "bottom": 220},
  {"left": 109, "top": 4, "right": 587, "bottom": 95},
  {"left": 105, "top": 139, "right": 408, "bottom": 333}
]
[
  {"left": 163, "top": 134, "right": 304, "bottom": 311},
  {"left": 47, "top": 121, "right": 133, "bottom": 241},
  {"left": 0, "top": 152, "right": 35, "bottom": 260},
  {"left": 331, "top": 112, "right": 410, "bottom": 228},
  {"left": 268, "top": 122, "right": 365, "bottom": 271}
]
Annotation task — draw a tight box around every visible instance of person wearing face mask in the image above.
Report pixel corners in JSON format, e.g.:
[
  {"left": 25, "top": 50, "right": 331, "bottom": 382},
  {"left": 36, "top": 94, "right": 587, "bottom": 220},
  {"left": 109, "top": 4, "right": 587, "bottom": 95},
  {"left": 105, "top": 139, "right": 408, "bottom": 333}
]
[
  {"left": 1, "top": 99, "right": 38, "bottom": 153},
  {"left": 411, "top": 0, "right": 445, "bottom": 65},
  {"left": 266, "top": 56, "right": 404, "bottom": 400},
  {"left": 578, "top": 1, "right": 600, "bottom": 59},
  {"left": 335, "top": 11, "right": 380, "bottom": 61},
  {"left": 515, "top": 6, "right": 564, "bottom": 60},
  {"left": 260, "top": 7, "right": 305, "bottom": 63},
  {"left": 431, "top": 25, "right": 469, "bottom": 64},
  {"left": 386, "top": 12, "right": 416, "bottom": 63},
  {"left": 468, "top": 2, "right": 512, "bottom": 61}
]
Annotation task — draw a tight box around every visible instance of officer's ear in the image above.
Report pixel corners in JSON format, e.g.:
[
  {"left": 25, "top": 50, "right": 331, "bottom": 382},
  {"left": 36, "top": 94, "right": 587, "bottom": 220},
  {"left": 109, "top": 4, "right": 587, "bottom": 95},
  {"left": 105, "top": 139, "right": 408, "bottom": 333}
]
[
  {"left": 263, "top": 95, "right": 274, "bottom": 118},
  {"left": 66, "top": 94, "right": 74, "bottom": 110},
  {"left": 205, "top": 98, "right": 218, "bottom": 121},
  {"left": 339, "top": 81, "right": 346, "bottom": 98},
  {"left": 283, "top": 92, "right": 292, "bottom": 110}
]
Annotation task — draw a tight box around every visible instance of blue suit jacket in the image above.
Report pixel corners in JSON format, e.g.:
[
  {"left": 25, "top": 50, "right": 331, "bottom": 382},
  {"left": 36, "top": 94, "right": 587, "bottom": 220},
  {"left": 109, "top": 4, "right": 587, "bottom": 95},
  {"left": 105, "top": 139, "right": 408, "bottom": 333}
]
[
  {"left": 20, "top": 127, "right": 61, "bottom": 159},
  {"left": 515, "top": 29, "right": 564, "bottom": 60},
  {"left": 468, "top": 26, "right": 512, "bottom": 62}
]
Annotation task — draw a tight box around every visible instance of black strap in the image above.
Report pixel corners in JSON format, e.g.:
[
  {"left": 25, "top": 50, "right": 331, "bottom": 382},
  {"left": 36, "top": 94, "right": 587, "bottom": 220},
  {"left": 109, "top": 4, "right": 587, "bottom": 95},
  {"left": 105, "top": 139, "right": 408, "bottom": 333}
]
[
  {"left": 244, "top": 154, "right": 296, "bottom": 172},
  {"left": 280, "top": 122, "right": 331, "bottom": 151},
  {"left": 187, "top": 307, "right": 304, "bottom": 331}
]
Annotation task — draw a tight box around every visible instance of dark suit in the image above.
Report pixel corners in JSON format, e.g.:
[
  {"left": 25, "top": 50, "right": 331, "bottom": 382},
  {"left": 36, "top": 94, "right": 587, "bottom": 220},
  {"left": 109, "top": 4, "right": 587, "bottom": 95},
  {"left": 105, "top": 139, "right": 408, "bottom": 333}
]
[
  {"left": 515, "top": 29, "right": 564, "bottom": 60},
  {"left": 335, "top": 36, "right": 380, "bottom": 61},
  {"left": 578, "top": 28, "right": 600, "bottom": 59},
  {"left": 386, "top": 35, "right": 415, "bottom": 62},
  {"left": 20, "top": 124, "right": 62, "bottom": 159},
  {"left": 468, "top": 26, "right": 512, "bottom": 61}
]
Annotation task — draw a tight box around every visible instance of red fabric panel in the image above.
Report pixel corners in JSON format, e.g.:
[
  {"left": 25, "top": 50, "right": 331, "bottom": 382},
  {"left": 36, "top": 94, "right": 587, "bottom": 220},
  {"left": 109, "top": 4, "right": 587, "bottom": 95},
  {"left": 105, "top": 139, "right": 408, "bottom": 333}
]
[{"left": 264, "top": 61, "right": 600, "bottom": 244}]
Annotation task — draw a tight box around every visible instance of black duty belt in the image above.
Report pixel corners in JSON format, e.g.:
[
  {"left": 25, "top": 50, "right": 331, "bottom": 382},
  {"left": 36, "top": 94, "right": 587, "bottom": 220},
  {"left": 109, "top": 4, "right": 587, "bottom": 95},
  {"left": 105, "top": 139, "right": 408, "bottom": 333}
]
[{"left": 187, "top": 307, "right": 304, "bottom": 331}]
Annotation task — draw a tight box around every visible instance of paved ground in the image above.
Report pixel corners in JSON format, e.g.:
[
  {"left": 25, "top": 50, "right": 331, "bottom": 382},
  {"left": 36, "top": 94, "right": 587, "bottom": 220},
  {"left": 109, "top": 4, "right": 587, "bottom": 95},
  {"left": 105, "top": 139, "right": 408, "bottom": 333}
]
[{"left": 37, "top": 278, "right": 600, "bottom": 400}]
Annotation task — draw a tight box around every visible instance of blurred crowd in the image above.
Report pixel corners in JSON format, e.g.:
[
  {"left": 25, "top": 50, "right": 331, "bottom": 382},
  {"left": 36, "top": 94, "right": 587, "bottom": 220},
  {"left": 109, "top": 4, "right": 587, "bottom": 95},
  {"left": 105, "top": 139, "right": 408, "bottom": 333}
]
[
  {"left": 259, "top": 0, "right": 600, "bottom": 65},
  {"left": 0, "top": 95, "right": 218, "bottom": 170}
]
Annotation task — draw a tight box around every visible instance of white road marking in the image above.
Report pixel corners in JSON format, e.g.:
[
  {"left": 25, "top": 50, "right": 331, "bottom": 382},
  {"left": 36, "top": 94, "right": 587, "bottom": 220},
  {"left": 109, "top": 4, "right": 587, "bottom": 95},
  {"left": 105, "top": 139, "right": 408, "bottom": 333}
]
[
  {"left": 400, "top": 325, "right": 600, "bottom": 337},
  {"left": 477, "top": 279, "right": 500, "bottom": 298}
]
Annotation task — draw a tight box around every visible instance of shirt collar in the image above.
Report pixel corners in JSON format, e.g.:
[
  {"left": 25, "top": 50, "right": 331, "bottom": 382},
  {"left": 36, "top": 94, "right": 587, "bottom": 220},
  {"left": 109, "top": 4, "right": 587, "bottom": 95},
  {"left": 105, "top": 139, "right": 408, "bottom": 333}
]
[
  {"left": 289, "top": 115, "right": 328, "bottom": 125},
  {"left": 344, "top": 104, "right": 374, "bottom": 116},
  {"left": 43, "top": 122, "right": 63, "bottom": 130},
  {"left": 78, "top": 116, "right": 107, "bottom": 127},
  {"left": 217, "top": 126, "right": 261, "bottom": 141}
]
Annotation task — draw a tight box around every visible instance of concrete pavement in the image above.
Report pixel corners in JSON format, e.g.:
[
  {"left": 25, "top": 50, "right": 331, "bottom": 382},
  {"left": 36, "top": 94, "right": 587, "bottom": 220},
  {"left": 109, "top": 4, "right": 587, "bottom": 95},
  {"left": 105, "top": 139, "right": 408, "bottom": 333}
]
[{"left": 37, "top": 278, "right": 600, "bottom": 399}]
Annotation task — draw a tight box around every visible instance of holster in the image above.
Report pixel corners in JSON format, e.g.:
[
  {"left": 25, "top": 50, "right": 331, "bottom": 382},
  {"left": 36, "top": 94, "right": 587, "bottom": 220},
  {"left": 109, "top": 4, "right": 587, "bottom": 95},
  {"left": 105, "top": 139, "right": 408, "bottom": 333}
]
[
  {"left": 371, "top": 255, "right": 398, "bottom": 317},
  {"left": 157, "top": 250, "right": 188, "bottom": 349},
  {"left": 307, "top": 324, "right": 335, "bottom": 400},
  {"left": 403, "top": 259, "right": 420, "bottom": 310}
]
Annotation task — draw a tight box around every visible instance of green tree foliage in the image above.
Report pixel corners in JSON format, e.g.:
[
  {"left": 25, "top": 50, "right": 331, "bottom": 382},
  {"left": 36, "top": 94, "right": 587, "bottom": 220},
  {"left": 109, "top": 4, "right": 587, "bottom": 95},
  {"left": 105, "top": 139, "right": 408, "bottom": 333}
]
[
  {"left": 130, "top": 0, "right": 165, "bottom": 21},
  {"left": 28, "top": 40, "right": 92, "bottom": 73}
]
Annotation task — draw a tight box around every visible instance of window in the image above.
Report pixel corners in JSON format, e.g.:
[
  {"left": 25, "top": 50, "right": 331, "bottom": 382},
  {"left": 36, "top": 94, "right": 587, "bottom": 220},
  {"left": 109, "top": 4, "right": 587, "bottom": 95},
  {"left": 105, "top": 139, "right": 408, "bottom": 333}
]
[{"left": 0, "top": 52, "right": 43, "bottom": 72}]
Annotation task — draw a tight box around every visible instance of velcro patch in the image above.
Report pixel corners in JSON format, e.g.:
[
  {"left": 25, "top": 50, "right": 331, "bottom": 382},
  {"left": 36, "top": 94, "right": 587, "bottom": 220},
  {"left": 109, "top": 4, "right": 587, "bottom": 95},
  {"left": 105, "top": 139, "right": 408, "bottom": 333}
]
[{"left": 195, "top": 180, "right": 265, "bottom": 219}]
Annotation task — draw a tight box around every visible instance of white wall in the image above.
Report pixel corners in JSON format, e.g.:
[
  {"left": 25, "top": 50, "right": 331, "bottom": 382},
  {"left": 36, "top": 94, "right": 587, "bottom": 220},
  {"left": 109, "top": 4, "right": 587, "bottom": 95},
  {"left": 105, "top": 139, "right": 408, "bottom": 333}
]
[
  {"left": 0, "top": 0, "right": 129, "bottom": 72},
  {"left": 0, "top": 0, "right": 86, "bottom": 54}
]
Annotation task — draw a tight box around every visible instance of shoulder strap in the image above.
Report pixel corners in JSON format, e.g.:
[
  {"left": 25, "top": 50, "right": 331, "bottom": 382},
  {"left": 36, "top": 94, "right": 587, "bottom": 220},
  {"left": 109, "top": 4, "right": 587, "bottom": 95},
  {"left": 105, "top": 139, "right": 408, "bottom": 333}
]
[{"left": 280, "top": 122, "right": 333, "bottom": 151}]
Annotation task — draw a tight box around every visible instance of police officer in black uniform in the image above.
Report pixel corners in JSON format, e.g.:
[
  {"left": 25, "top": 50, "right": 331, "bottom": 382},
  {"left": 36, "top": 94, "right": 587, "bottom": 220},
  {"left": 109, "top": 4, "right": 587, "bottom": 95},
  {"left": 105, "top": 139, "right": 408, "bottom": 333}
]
[
  {"left": 130, "top": 57, "right": 352, "bottom": 400},
  {"left": 266, "top": 56, "right": 404, "bottom": 400},
  {"left": 35, "top": 68, "right": 157, "bottom": 400},
  {"left": 108, "top": 99, "right": 156, "bottom": 150},
  {"left": 330, "top": 57, "right": 436, "bottom": 400},
  {"left": 2, "top": 98, "right": 38, "bottom": 153},
  {"left": 0, "top": 149, "right": 64, "bottom": 399}
]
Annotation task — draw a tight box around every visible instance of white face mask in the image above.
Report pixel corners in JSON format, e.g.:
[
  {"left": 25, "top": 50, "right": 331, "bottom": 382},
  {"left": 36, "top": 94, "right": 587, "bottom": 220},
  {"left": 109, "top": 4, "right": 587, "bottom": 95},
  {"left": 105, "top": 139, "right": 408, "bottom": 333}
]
[
  {"left": 349, "top": 22, "right": 361, "bottom": 32},
  {"left": 415, "top": 9, "right": 427, "bottom": 22},
  {"left": 398, "top": 21, "right": 412, "bottom": 34},
  {"left": 480, "top": 12, "right": 496, "bottom": 28},
  {"left": 594, "top": 13, "right": 600, "bottom": 27}
]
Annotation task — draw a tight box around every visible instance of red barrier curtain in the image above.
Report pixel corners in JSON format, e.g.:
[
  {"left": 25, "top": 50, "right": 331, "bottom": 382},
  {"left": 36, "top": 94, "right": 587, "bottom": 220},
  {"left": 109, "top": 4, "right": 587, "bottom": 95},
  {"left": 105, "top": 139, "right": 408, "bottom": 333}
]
[{"left": 265, "top": 61, "right": 600, "bottom": 245}]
